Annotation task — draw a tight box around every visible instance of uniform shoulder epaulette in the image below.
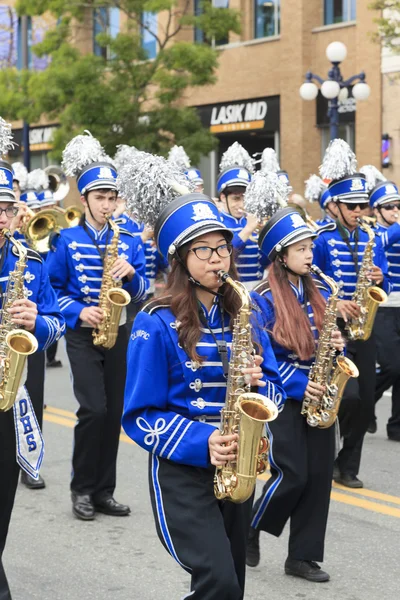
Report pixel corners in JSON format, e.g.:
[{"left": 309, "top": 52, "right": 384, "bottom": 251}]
[
  {"left": 252, "top": 280, "right": 271, "bottom": 296},
  {"left": 142, "top": 296, "right": 172, "bottom": 315},
  {"left": 118, "top": 227, "right": 135, "bottom": 238},
  {"left": 26, "top": 248, "right": 43, "bottom": 263},
  {"left": 316, "top": 222, "right": 336, "bottom": 235}
]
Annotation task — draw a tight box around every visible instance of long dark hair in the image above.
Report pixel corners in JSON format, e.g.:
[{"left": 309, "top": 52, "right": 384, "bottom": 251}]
[
  {"left": 160, "top": 237, "right": 241, "bottom": 362},
  {"left": 267, "top": 255, "right": 326, "bottom": 360}
]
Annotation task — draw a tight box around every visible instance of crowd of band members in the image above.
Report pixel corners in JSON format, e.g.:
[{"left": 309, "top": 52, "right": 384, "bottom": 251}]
[{"left": 0, "top": 133, "right": 399, "bottom": 600}]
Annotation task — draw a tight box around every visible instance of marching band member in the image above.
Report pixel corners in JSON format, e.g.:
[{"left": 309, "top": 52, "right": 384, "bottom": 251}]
[
  {"left": 168, "top": 144, "right": 204, "bottom": 193},
  {"left": 244, "top": 176, "right": 343, "bottom": 581},
  {"left": 11, "top": 162, "right": 28, "bottom": 203},
  {"left": 304, "top": 174, "right": 333, "bottom": 227},
  {"left": 46, "top": 132, "right": 148, "bottom": 521},
  {"left": 366, "top": 175, "right": 400, "bottom": 440},
  {"left": 312, "top": 140, "right": 392, "bottom": 488},
  {"left": 0, "top": 120, "right": 65, "bottom": 599},
  {"left": 121, "top": 153, "right": 285, "bottom": 600},
  {"left": 217, "top": 142, "right": 267, "bottom": 290}
]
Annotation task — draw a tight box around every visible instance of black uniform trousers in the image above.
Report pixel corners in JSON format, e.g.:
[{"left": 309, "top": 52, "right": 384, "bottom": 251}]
[
  {"left": 251, "top": 399, "right": 335, "bottom": 562},
  {"left": 336, "top": 328, "right": 376, "bottom": 476},
  {"left": 149, "top": 455, "right": 253, "bottom": 600},
  {"left": 46, "top": 341, "right": 58, "bottom": 364},
  {"left": 65, "top": 326, "right": 127, "bottom": 499},
  {"left": 0, "top": 410, "right": 19, "bottom": 600},
  {"left": 25, "top": 350, "right": 45, "bottom": 430},
  {"left": 374, "top": 308, "right": 400, "bottom": 437}
]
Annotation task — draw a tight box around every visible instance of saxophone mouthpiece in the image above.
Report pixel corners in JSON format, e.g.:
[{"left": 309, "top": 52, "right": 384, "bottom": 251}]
[
  {"left": 218, "top": 270, "right": 230, "bottom": 283},
  {"left": 309, "top": 265, "right": 321, "bottom": 276}
]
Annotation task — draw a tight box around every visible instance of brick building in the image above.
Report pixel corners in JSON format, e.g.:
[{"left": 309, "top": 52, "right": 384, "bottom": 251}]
[{"left": 1, "top": 0, "right": 398, "bottom": 203}]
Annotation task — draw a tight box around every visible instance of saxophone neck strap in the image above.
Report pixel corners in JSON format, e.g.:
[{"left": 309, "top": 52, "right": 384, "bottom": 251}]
[
  {"left": 83, "top": 218, "right": 112, "bottom": 263},
  {"left": 198, "top": 300, "right": 229, "bottom": 379},
  {"left": 336, "top": 219, "right": 360, "bottom": 273}
]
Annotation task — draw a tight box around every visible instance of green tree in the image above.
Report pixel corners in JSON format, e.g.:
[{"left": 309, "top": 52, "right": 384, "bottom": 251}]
[
  {"left": 369, "top": 1, "right": 400, "bottom": 54},
  {"left": 1, "top": 1, "right": 240, "bottom": 163}
]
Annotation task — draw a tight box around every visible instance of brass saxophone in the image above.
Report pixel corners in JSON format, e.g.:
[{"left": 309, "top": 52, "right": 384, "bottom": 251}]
[
  {"left": 301, "top": 266, "right": 359, "bottom": 428},
  {"left": 92, "top": 218, "right": 131, "bottom": 349},
  {"left": 346, "top": 218, "right": 387, "bottom": 341},
  {"left": 0, "top": 231, "right": 38, "bottom": 412},
  {"left": 214, "top": 271, "right": 279, "bottom": 504}
]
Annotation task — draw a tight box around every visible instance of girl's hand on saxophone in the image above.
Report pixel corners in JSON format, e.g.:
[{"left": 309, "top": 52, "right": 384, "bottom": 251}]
[
  {"left": 242, "top": 354, "right": 267, "bottom": 388},
  {"left": 304, "top": 381, "right": 325, "bottom": 403},
  {"left": 331, "top": 329, "right": 345, "bottom": 352},
  {"left": 8, "top": 298, "right": 38, "bottom": 331},
  {"left": 367, "top": 265, "right": 384, "bottom": 285},
  {"left": 110, "top": 258, "right": 135, "bottom": 282},
  {"left": 208, "top": 430, "right": 238, "bottom": 466},
  {"left": 337, "top": 300, "right": 360, "bottom": 322}
]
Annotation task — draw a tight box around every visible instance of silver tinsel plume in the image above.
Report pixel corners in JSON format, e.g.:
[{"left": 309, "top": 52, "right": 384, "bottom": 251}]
[
  {"left": 360, "top": 165, "right": 386, "bottom": 192},
  {"left": 319, "top": 138, "right": 357, "bottom": 181},
  {"left": 62, "top": 131, "right": 105, "bottom": 177},
  {"left": 167, "top": 145, "right": 191, "bottom": 171},
  {"left": 113, "top": 145, "right": 139, "bottom": 171},
  {"left": 244, "top": 171, "right": 289, "bottom": 221},
  {"left": 0, "top": 117, "right": 15, "bottom": 157},
  {"left": 219, "top": 141, "right": 254, "bottom": 173},
  {"left": 27, "top": 169, "right": 49, "bottom": 191},
  {"left": 12, "top": 162, "right": 28, "bottom": 190},
  {"left": 117, "top": 152, "right": 194, "bottom": 227},
  {"left": 304, "top": 174, "right": 327, "bottom": 202},
  {"left": 259, "top": 148, "right": 280, "bottom": 174}
]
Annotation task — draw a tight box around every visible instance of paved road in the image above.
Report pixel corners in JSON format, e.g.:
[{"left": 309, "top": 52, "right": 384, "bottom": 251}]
[{"left": 4, "top": 343, "right": 400, "bottom": 600}]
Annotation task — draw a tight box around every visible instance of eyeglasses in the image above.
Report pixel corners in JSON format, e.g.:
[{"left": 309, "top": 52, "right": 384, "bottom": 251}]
[
  {"left": 0, "top": 207, "right": 18, "bottom": 217},
  {"left": 189, "top": 244, "right": 233, "bottom": 261},
  {"left": 381, "top": 203, "right": 400, "bottom": 211},
  {"left": 339, "top": 202, "right": 369, "bottom": 211}
]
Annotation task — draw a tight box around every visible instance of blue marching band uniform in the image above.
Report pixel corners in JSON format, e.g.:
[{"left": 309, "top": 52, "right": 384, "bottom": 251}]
[
  {"left": 368, "top": 181, "right": 400, "bottom": 439},
  {"left": 0, "top": 157, "right": 65, "bottom": 599},
  {"left": 2, "top": 127, "right": 399, "bottom": 599}
]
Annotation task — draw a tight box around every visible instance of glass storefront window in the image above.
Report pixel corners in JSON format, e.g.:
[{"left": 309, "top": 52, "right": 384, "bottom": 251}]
[
  {"left": 324, "top": 0, "right": 356, "bottom": 26},
  {"left": 320, "top": 124, "right": 355, "bottom": 159},
  {"left": 141, "top": 12, "right": 158, "bottom": 59},
  {"left": 254, "top": 0, "right": 280, "bottom": 39}
]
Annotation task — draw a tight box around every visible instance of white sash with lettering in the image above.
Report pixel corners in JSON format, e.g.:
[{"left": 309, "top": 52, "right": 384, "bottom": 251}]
[{"left": 13, "top": 386, "right": 45, "bottom": 479}]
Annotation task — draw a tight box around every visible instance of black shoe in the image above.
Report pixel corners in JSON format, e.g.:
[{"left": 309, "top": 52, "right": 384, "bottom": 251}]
[
  {"left": 387, "top": 434, "right": 400, "bottom": 442},
  {"left": 246, "top": 527, "right": 260, "bottom": 567},
  {"left": 21, "top": 471, "right": 46, "bottom": 489},
  {"left": 46, "top": 359, "right": 62, "bottom": 368},
  {"left": 71, "top": 493, "right": 95, "bottom": 520},
  {"left": 284, "top": 558, "right": 330, "bottom": 582},
  {"left": 93, "top": 496, "right": 131, "bottom": 516},
  {"left": 367, "top": 419, "right": 377, "bottom": 434},
  {"left": 334, "top": 473, "right": 363, "bottom": 488}
]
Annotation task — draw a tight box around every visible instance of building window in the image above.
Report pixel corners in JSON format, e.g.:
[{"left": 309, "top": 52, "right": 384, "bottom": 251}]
[
  {"left": 254, "top": 0, "right": 280, "bottom": 39},
  {"left": 93, "top": 7, "right": 120, "bottom": 59},
  {"left": 141, "top": 12, "right": 157, "bottom": 59},
  {"left": 194, "top": 1, "right": 229, "bottom": 46},
  {"left": 324, "top": 0, "right": 356, "bottom": 26}
]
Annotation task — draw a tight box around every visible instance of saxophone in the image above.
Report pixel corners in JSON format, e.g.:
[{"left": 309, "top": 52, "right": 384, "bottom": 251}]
[
  {"left": 346, "top": 218, "right": 387, "bottom": 341},
  {"left": 92, "top": 218, "right": 131, "bottom": 349},
  {"left": 214, "top": 271, "right": 279, "bottom": 504},
  {"left": 0, "top": 231, "right": 38, "bottom": 412},
  {"left": 301, "top": 266, "right": 359, "bottom": 428}
]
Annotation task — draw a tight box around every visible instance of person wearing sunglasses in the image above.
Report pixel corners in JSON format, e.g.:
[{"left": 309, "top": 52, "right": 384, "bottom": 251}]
[
  {"left": 123, "top": 190, "right": 285, "bottom": 600},
  {"left": 312, "top": 142, "right": 392, "bottom": 489},
  {"left": 367, "top": 181, "right": 400, "bottom": 440}
]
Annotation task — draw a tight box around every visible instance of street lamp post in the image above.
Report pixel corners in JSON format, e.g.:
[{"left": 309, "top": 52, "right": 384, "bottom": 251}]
[{"left": 299, "top": 42, "right": 371, "bottom": 141}]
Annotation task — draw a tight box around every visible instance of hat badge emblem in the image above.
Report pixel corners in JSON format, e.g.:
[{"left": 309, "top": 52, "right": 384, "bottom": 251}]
[
  {"left": 290, "top": 213, "right": 305, "bottom": 229},
  {"left": 0, "top": 170, "right": 9, "bottom": 185},
  {"left": 350, "top": 178, "right": 364, "bottom": 192},
  {"left": 191, "top": 203, "right": 218, "bottom": 222},
  {"left": 98, "top": 166, "right": 114, "bottom": 180},
  {"left": 385, "top": 184, "right": 397, "bottom": 196}
]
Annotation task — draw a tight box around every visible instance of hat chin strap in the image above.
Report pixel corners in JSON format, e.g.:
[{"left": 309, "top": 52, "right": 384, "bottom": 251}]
[
  {"left": 278, "top": 255, "right": 299, "bottom": 278},
  {"left": 175, "top": 252, "right": 223, "bottom": 297},
  {"left": 377, "top": 206, "right": 392, "bottom": 227},
  {"left": 86, "top": 197, "right": 107, "bottom": 229},
  {"left": 337, "top": 203, "right": 354, "bottom": 230}
]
